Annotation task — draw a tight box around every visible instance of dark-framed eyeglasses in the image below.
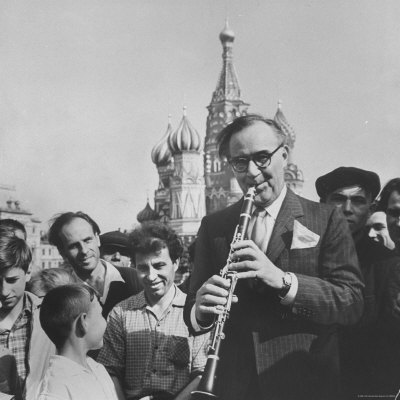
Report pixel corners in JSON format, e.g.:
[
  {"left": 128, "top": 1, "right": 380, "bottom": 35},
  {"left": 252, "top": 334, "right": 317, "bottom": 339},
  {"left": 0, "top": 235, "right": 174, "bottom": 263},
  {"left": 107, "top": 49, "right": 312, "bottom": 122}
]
[{"left": 228, "top": 144, "right": 283, "bottom": 173}]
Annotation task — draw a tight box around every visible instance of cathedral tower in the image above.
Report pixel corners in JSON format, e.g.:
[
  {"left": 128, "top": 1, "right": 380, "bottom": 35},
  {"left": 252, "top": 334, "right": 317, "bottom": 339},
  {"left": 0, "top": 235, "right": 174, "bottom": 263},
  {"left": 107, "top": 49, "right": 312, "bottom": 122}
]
[
  {"left": 168, "top": 106, "right": 206, "bottom": 237},
  {"left": 274, "top": 101, "right": 304, "bottom": 194},
  {"left": 204, "top": 21, "right": 249, "bottom": 214},
  {"left": 151, "top": 115, "right": 174, "bottom": 222}
]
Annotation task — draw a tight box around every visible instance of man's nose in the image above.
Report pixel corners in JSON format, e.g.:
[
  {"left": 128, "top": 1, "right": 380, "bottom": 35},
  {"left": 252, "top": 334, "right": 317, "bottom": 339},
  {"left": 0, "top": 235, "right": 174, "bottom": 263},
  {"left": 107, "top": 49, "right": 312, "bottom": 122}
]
[
  {"left": 146, "top": 266, "right": 157, "bottom": 281},
  {"left": 368, "top": 228, "right": 377, "bottom": 238},
  {"left": 79, "top": 242, "right": 89, "bottom": 255},
  {"left": 342, "top": 199, "right": 353, "bottom": 214},
  {"left": 247, "top": 160, "right": 261, "bottom": 177},
  {"left": 0, "top": 284, "right": 10, "bottom": 297},
  {"left": 112, "top": 251, "right": 121, "bottom": 261}
]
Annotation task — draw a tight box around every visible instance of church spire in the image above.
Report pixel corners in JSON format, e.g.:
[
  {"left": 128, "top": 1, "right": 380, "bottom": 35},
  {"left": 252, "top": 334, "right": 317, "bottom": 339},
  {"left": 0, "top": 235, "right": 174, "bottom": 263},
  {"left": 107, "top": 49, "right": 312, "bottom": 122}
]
[{"left": 211, "top": 20, "right": 242, "bottom": 103}]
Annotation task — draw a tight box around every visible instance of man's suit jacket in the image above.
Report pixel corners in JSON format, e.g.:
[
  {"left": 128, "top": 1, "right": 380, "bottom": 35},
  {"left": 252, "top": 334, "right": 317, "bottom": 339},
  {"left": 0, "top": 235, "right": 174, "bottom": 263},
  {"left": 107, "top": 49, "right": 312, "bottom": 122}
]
[{"left": 184, "top": 189, "right": 364, "bottom": 400}]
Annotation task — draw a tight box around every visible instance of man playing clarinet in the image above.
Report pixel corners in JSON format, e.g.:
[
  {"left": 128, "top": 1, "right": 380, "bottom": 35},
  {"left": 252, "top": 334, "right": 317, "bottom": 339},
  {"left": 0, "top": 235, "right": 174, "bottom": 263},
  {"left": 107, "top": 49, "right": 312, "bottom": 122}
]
[{"left": 183, "top": 114, "right": 364, "bottom": 400}]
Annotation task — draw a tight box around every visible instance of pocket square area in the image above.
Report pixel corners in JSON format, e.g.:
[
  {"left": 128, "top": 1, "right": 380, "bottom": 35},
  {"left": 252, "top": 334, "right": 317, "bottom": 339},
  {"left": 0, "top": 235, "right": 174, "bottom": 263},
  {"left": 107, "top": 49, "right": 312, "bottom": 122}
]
[{"left": 291, "top": 220, "right": 320, "bottom": 249}]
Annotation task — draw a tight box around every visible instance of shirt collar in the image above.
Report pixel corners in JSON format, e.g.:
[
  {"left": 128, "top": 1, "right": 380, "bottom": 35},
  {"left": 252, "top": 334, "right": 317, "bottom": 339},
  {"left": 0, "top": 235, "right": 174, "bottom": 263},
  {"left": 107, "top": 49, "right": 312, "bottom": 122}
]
[
  {"left": 100, "top": 260, "right": 125, "bottom": 304},
  {"left": 132, "top": 285, "right": 185, "bottom": 310},
  {"left": 265, "top": 184, "right": 287, "bottom": 221},
  {"left": 22, "top": 292, "right": 34, "bottom": 316},
  {"left": 48, "top": 355, "right": 102, "bottom": 377}
]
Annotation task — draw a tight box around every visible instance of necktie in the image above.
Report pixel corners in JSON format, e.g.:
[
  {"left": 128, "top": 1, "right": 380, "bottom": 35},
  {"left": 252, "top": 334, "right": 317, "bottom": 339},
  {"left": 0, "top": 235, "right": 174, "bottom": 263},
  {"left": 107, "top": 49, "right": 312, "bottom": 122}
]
[{"left": 251, "top": 207, "right": 268, "bottom": 253}]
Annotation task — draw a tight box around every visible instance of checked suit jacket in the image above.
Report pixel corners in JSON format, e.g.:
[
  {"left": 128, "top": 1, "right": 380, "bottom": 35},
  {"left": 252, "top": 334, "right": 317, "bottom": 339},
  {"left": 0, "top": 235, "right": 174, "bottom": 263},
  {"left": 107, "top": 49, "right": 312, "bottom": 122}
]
[{"left": 183, "top": 188, "right": 364, "bottom": 400}]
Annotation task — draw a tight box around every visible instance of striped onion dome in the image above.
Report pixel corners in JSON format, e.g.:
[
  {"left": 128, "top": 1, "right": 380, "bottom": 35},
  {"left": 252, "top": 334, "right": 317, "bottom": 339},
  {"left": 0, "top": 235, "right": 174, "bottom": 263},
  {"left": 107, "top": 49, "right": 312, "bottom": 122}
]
[
  {"left": 168, "top": 106, "right": 201, "bottom": 153},
  {"left": 151, "top": 116, "right": 173, "bottom": 166}
]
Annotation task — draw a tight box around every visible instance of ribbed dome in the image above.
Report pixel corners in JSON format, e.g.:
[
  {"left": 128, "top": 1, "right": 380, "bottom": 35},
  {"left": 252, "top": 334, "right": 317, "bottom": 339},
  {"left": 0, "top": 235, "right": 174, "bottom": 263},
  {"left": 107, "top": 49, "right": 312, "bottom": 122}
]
[
  {"left": 151, "top": 117, "right": 173, "bottom": 166},
  {"left": 137, "top": 201, "right": 158, "bottom": 223},
  {"left": 219, "top": 20, "right": 235, "bottom": 43},
  {"left": 168, "top": 106, "right": 201, "bottom": 153},
  {"left": 274, "top": 100, "right": 296, "bottom": 147}
]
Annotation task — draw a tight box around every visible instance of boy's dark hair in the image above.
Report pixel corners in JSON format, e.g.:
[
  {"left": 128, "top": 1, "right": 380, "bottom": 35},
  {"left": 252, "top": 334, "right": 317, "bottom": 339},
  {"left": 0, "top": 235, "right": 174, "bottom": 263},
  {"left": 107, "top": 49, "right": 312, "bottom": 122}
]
[
  {"left": 376, "top": 178, "right": 400, "bottom": 212},
  {"left": 0, "top": 219, "right": 27, "bottom": 239},
  {"left": 130, "top": 221, "right": 183, "bottom": 263},
  {"left": 0, "top": 228, "right": 32, "bottom": 273},
  {"left": 40, "top": 284, "right": 98, "bottom": 349},
  {"left": 48, "top": 212, "right": 101, "bottom": 252}
]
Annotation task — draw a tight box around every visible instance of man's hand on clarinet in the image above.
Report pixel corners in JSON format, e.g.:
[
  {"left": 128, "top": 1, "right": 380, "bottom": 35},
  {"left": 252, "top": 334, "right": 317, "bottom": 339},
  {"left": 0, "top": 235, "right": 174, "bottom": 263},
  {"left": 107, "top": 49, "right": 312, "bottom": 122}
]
[
  {"left": 195, "top": 274, "right": 238, "bottom": 323},
  {"left": 229, "top": 240, "right": 284, "bottom": 289}
]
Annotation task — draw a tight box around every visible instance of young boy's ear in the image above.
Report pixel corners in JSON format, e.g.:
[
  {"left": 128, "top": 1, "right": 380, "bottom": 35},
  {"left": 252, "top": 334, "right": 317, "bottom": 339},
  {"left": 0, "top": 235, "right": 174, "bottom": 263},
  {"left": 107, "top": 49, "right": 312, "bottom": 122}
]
[
  {"left": 75, "top": 313, "right": 88, "bottom": 338},
  {"left": 25, "top": 264, "right": 32, "bottom": 283}
]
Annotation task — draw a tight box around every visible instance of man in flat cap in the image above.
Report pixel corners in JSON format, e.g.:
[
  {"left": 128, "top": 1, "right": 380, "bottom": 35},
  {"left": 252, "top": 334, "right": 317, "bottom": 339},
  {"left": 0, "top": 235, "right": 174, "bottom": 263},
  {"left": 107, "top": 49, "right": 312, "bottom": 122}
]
[
  {"left": 100, "top": 230, "right": 133, "bottom": 269},
  {"left": 316, "top": 166, "right": 380, "bottom": 244},
  {"left": 316, "top": 167, "right": 400, "bottom": 398}
]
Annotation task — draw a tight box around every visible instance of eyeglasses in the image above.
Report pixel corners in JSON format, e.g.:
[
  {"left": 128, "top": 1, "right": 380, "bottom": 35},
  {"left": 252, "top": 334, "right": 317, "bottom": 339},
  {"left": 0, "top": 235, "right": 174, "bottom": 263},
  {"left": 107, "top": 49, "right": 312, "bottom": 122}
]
[{"left": 228, "top": 144, "right": 283, "bottom": 173}]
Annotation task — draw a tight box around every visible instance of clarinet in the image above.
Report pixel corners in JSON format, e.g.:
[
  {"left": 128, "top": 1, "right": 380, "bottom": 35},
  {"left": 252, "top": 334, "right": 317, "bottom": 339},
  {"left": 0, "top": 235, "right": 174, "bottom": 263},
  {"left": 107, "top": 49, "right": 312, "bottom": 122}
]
[{"left": 191, "top": 186, "right": 256, "bottom": 399}]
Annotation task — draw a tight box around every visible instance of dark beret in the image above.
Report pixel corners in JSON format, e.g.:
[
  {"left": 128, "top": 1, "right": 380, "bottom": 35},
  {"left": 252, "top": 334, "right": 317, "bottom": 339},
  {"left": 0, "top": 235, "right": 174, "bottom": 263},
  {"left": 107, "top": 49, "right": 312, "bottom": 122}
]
[
  {"left": 100, "top": 231, "right": 131, "bottom": 250},
  {"left": 315, "top": 167, "right": 381, "bottom": 200}
]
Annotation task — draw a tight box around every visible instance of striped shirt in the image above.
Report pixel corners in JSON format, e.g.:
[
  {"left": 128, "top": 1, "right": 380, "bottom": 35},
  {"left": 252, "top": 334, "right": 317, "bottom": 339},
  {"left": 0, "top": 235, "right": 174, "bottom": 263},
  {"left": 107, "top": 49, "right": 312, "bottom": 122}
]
[{"left": 98, "top": 286, "right": 209, "bottom": 400}]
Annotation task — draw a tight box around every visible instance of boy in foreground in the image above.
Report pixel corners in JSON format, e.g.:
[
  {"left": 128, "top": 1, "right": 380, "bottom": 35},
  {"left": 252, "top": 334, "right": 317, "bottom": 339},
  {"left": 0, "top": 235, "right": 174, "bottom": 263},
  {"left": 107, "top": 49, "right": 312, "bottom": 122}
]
[
  {"left": 0, "top": 227, "right": 54, "bottom": 400},
  {"left": 37, "top": 284, "right": 118, "bottom": 400}
]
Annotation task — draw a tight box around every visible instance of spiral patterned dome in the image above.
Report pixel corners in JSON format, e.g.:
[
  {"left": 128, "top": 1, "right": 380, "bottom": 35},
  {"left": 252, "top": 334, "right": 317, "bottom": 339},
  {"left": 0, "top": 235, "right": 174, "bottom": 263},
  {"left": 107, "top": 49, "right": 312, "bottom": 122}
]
[
  {"left": 168, "top": 106, "right": 201, "bottom": 153},
  {"left": 151, "top": 117, "right": 173, "bottom": 166}
]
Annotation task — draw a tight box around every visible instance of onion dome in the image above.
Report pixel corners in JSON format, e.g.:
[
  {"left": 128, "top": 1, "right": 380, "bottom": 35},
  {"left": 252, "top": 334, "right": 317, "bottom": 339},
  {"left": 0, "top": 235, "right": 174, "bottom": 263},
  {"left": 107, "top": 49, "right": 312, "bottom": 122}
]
[
  {"left": 219, "top": 19, "right": 235, "bottom": 44},
  {"left": 151, "top": 115, "right": 173, "bottom": 166},
  {"left": 168, "top": 106, "right": 201, "bottom": 153},
  {"left": 137, "top": 201, "right": 158, "bottom": 223},
  {"left": 274, "top": 100, "right": 296, "bottom": 148}
]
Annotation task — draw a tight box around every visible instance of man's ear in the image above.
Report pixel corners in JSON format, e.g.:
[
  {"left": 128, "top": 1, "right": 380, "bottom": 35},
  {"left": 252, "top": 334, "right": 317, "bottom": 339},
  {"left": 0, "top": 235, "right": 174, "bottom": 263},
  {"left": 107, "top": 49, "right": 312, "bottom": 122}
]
[
  {"left": 282, "top": 145, "right": 289, "bottom": 162},
  {"left": 95, "top": 233, "right": 101, "bottom": 248},
  {"left": 173, "top": 258, "right": 180, "bottom": 273},
  {"left": 75, "top": 313, "right": 88, "bottom": 338}
]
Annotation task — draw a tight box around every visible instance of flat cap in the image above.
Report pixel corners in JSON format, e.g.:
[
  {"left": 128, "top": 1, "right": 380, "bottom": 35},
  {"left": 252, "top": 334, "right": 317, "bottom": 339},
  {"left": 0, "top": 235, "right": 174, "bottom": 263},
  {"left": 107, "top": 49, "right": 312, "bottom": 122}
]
[
  {"left": 100, "top": 230, "right": 131, "bottom": 250},
  {"left": 316, "top": 167, "right": 381, "bottom": 200}
]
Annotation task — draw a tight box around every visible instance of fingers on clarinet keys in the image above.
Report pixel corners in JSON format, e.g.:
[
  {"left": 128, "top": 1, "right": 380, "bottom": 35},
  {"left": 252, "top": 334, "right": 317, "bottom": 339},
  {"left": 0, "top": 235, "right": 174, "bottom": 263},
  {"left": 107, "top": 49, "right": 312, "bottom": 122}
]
[{"left": 215, "top": 305, "right": 225, "bottom": 314}]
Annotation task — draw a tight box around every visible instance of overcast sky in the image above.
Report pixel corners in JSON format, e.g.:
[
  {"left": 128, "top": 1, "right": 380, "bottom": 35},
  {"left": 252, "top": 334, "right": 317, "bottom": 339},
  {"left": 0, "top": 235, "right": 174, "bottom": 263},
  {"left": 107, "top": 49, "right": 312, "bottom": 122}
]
[{"left": 1, "top": 0, "right": 399, "bottom": 232}]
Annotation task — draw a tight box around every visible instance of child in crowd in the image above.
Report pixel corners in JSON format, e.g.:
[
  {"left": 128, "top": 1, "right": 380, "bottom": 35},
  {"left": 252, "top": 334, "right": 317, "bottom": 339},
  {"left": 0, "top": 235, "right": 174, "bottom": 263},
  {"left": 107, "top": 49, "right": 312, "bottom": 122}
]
[
  {"left": 0, "top": 227, "right": 54, "bottom": 400},
  {"left": 37, "top": 284, "right": 118, "bottom": 400},
  {"left": 27, "top": 268, "right": 77, "bottom": 298}
]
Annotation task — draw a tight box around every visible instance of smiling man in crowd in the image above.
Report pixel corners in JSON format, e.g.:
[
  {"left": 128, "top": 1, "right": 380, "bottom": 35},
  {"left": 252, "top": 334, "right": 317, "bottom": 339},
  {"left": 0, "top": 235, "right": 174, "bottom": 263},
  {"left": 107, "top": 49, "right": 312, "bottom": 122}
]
[
  {"left": 183, "top": 114, "right": 363, "bottom": 400},
  {"left": 98, "top": 221, "right": 208, "bottom": 400},
  {"left": 366, "top": 211, "right": 395, "bottom": 250},
  {"left": 48, "top": 212, "right": 141, "bottom": 318},
  {"left": 377, "top": 178, "right": 400, "bottom": 253}
]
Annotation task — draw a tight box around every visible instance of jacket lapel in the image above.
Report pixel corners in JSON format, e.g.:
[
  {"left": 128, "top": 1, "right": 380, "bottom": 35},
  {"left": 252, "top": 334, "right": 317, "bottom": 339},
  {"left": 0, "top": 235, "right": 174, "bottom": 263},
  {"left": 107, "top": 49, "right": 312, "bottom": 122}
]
[{"left": 266, "top": 189, "right": 304, "bottom": 263}]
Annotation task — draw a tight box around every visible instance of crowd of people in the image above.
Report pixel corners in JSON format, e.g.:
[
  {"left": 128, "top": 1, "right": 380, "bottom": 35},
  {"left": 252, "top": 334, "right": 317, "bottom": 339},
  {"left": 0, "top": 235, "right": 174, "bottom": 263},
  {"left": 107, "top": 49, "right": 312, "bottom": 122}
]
[{"left": 0, "top": 113, "right": 399, "bottom": 400}]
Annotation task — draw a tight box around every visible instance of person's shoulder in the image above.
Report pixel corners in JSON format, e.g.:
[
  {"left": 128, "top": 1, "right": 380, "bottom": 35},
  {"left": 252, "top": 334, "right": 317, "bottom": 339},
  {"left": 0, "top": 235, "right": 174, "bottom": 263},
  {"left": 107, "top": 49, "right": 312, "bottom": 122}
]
[
  {"left": 114, "top": 265, "right": 138, "bottom": 282},
  {"left": 202, "top": 199, "right": 243, "bottom": 224},
  {"left": 295, "top": 193, "right": 335, "bottom": 214},
  {"left": 87, "top": 356, "right": 109, "bottom": 373},
  {"left": 37, "top": 359, "right": 70, "bottom": 399},
  {"left": 111, "top": 290, "right": 145, "bottom": 312}
]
